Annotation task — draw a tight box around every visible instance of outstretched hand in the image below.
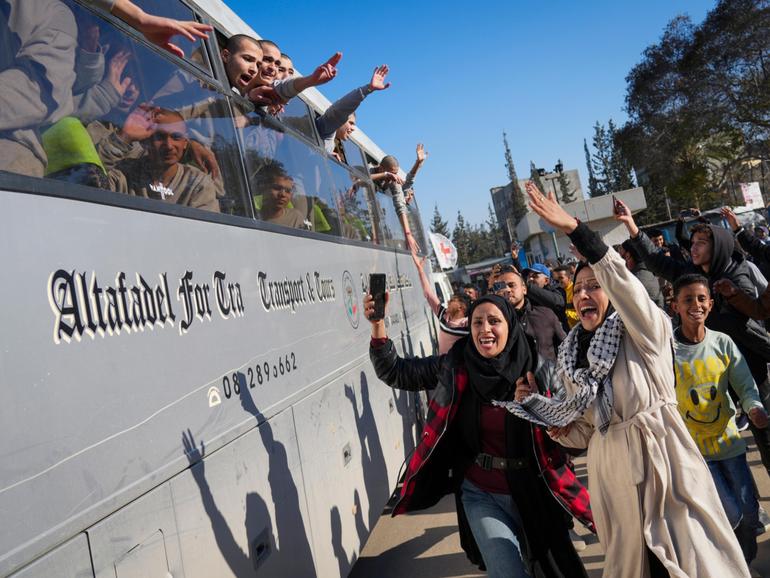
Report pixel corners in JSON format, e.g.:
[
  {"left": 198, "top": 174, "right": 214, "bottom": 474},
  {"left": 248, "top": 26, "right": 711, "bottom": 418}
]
[
  {"left": 135, "top": 13, "right": 211, "bottom": 59},
  {"left": 369, "top": 65, "right": 391, "bottom": 91},
  {"left": 309, "top": 52, "right": 343, "bottom": 87},
  {"left": 182, "top": 428, "right": 205, "bottom": 465},
  {"left": 525, "top": 181, "right": 578, "bottom": 234},
  {"left": 720, "top": 206, "right": 740, "bottom": 232},
  {"left": 416, "top": 143, "right": 428, "bottom": 163},
  {"left": 613, "top": 198, "right": 639, "bottom": 237}
]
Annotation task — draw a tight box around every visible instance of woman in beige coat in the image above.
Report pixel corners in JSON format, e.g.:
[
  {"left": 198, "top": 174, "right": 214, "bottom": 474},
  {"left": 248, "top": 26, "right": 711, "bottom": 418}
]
[{"left": 497, "top": 183, "right": 749, "bottom": 577}]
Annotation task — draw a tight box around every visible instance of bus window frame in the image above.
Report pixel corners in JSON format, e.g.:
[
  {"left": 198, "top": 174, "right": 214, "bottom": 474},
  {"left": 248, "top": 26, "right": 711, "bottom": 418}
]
[
  {"left": 0, "top": 172, "right": 409, "bottom": 254},
  {"left": 72, "top": 0, "right": 216, "bottom": 81}
]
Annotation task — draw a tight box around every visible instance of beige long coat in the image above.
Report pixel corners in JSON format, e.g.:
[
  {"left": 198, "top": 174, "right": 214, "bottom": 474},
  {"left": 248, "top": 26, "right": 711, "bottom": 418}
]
[{"left": 558, "top": 249, "right": 749, "bottom": 578}]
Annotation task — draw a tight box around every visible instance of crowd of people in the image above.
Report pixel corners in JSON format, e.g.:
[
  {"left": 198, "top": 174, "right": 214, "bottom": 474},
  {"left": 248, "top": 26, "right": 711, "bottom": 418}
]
[
  {"left": 1, "top": 0, "right": 424, "bottom": 246},
  {"left": 370, "top": 181, "right": 770, "bottom": 577}
]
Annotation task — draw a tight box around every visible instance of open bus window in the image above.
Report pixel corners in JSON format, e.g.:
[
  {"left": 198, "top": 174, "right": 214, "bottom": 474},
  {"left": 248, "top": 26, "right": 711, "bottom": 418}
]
[
  {"left": 278, "top": 98, "right": 319, "bottom": 145},
  {"left": 89, "top": 0, "right": 212, "bottom": 75},
  {"left": 340, "top": 139, "right": 365, "bottom": 168},
  {"left": 13, "top": 0, "right": 250, "bottom": 216},
  {"left": 327, "top": 160, "right": 376, "bottom": 243},
  {"left": 241, "top": 113, "right": 342, "bottom": 235}
]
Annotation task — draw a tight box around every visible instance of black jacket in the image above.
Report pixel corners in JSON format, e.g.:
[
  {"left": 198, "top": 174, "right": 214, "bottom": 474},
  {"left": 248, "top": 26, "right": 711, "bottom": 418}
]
[{"left": 630, "top": 226, "right": 770, "bottom": 383}]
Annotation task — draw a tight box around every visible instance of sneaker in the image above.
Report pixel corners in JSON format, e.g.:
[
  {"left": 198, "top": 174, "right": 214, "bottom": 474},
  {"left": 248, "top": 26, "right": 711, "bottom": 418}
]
[
  {"left": 737, "top": 412, "right": 750, "bottom": 432},
  {"left": 569, "top": 528, "right": 587, "bottom": 552},
  {"left": 755, "top": 506, "right": 770, "bottom": 536}
]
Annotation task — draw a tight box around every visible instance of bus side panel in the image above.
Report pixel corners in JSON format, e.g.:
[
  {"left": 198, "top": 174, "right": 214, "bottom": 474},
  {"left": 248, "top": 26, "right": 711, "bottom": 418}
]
[
  {"left": 7, "top": 535, "right": 92, "bottom": 578},
  {"left": 170, "top": 409, "right": 316, "bottom": 577}
]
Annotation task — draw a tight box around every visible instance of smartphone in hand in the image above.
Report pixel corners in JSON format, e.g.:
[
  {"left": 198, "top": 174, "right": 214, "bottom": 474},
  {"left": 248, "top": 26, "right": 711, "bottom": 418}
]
[
  {"left": 612, "top": 195, "right": 626, "bottom": 216},
  {"left": 369, "top": 273, "right": 386, "bottom": 320}
]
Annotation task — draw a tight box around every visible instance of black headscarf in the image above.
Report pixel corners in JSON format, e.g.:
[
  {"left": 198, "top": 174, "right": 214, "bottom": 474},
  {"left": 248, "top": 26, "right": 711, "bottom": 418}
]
[{"left": 462, "top": 294, "right": 534, "bottom": 401}]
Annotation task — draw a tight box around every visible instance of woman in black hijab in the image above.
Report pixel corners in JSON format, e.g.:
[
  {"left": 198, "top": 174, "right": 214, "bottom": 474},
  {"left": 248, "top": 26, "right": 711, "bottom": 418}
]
[{"left": 366, "top": 291, "right": 592, "bottom": 577}]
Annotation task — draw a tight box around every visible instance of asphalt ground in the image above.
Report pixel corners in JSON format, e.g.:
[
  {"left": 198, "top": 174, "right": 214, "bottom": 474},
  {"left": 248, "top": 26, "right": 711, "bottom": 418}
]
[{"left": 351, "top": 431, "right": 770, "bottom": 577}]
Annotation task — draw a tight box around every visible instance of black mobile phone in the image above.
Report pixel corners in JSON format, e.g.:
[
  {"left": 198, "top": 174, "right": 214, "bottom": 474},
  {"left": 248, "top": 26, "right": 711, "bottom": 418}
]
[
  {"left": 612, "top": 195, "right": 626, "bottom": 216},
  {"left": 369, "top": 273, "right": 386, "bottom": 320}
]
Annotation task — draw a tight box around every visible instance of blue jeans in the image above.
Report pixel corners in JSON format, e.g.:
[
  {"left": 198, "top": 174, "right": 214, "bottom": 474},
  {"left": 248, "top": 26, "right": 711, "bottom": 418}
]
[
  {"left": 460, "top": 478, "right": 530, "bottom": 577},
  {"left": 708, "top": 454, "right": 758, "bottom": 563}
]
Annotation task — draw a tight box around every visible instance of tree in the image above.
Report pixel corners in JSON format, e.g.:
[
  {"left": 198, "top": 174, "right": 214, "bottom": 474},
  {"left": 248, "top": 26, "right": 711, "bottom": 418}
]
[
  {"left": 452, "top": 211, "right": 471, "bottom": 266},
  {"left": 590, "top": 122, "right": 612, "bottom": 196},
  {"left": 584, "top": 139, "right": 598, "bottom": 197},
  {"left": 556, "top": 159, "right": 576, "bottom": 203},
  {"left": 485, "top": 204, "right": 505, "bottom": 256},
  {"left": 529, "top": 161, "right": 547, "bottom": 195},
  {"left": 503, "top": 132, "right": 528, "bottom": 229},
  {"left": 430, "top": 204, "right": 450, "bottom": 237}
]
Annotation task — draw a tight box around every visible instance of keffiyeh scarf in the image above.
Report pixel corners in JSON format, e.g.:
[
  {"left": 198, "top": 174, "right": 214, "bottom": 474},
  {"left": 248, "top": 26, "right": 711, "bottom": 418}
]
[{"left": 494, "top": 311, "right": 625, "bottom": 435}]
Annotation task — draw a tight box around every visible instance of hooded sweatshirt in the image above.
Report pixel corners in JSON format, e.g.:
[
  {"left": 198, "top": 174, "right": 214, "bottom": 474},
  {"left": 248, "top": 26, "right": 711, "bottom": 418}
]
[{"left": 630, "top": 225, "right": 770, "bottom": 384}]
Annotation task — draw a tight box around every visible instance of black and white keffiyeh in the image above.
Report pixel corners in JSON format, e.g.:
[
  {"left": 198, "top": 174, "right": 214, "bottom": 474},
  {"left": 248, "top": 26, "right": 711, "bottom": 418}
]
[{"left": 494, "top": 311, "right": 625, "bottom": 435}]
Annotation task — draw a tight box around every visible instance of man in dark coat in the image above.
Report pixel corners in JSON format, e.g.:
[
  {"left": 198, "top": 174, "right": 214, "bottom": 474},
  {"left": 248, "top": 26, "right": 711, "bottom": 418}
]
[{"left": 619, "top": 239, "right": 664, "bottom": 309}]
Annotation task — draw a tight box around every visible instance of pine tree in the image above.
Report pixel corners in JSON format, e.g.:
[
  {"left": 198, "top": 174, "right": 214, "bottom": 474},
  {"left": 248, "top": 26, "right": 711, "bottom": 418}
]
[
  {"left": 584, "top": 138, "right": 598, "bottom": 197},
  {"left": 503, "top": 132, "right": 528, "bottom": 229},
  {"left": 485, "top": 204, "right": 505, "bottom": 256},
  {"left": 529, "top": 161, "right": 547, "bottom": 195},
  {"left": 608, "top": 119, "right": 636, "bottom": 191},
  {"left": 557, "top": 159, "right": 576, "bottom": 203},
  {"left": 452, "top": 211, "right": 471, "bottom": 265},
  {"left": 430, "top": 204, "right": 450, "bottom": 237}
]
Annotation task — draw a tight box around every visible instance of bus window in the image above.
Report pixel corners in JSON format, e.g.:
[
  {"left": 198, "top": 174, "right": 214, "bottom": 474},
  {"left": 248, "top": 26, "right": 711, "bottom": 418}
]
[
  {"left": 243, "top": 113, "right": 341, "bottom": 235},
  {"left": 375, "top": 188, "right": 406, "bottom": 250},
  {"left": 23, "top": 1, "right": 250, "bottom": 216},
  {"left": 92, "top": 0, "right": 212, "bottom": 75},
  {"left": 341, "top": 139, "right": 365, "bottom": 169},
  {"left": 278, "top": 98, "right": 319, "bottom": 145},
  {"left": 327, "top": 160, "right": 375, "bottom": 242}
]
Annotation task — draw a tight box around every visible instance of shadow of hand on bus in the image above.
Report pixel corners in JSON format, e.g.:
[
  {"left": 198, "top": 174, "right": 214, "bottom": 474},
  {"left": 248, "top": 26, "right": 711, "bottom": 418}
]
[
  {"left": 182, "top": 429, "right": 266, "bottom": 575},
  {"left": 239, "top": 384, "right": 316, "bottom": 575},
  {"left": 346, "top": 373, "right": 390, "bottom": 531}
]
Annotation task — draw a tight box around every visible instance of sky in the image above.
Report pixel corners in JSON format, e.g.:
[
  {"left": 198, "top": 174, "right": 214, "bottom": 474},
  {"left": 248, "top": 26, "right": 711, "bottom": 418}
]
[{"left": 228, "top": 0, "right": 716, "bottom": 229}]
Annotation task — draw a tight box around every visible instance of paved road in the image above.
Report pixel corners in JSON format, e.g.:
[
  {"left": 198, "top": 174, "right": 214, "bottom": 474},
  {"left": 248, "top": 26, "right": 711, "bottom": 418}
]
[{"left": 351, "top": 433, "right": 770, "bottom": 577}]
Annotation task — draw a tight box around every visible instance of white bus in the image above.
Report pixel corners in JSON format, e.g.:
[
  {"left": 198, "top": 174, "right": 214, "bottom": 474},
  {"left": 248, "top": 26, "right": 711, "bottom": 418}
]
[{"left": 0, "top": 1, "right": 435, "bottom": 576}]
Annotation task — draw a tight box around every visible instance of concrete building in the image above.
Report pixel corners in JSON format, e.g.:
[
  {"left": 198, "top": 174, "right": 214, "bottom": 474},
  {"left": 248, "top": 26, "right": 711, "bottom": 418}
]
[
  {"left": 515, "top": 186, "right": 647, "bottom": 264},
  {"left": 490, "top": 169, "right": 584, "bottom": 248}
]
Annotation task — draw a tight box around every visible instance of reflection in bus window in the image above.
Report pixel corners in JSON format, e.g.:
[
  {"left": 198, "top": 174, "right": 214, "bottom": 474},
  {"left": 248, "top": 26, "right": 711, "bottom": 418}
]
[
  {"left": 327, "top": 161, "right": 375, "bottom": 242},
  {"left": 20, "top": 0, "right": 250, "bottom": 215},
  {"left": 341, "top": 139, "right": 364, "bottom": 168},
  {"left": 0, "top": 0, "right": 77, "bottom": 178},
  {"left": 89, "top": 0, "right": 212, "bottom": 74},
  {"left": 242, "top": 112, "right": 341, "bottom": 235},
  {"left": 375, "top": 188, "right": 406, "bottom": 250},
  {"left": 279, "top": 98, "right": 318, "bottom": 145}
]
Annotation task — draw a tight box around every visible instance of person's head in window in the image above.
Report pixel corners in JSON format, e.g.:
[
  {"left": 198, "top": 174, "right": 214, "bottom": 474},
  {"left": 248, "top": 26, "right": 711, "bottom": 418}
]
[
  {"left": 221, "top": 34, "right": 262, "bottom": 94},
  {"left": 278, "top": 53, "right": 294, "bottom": 79},
  {"left": 255, "top": 39, "right": 281, "bottom": 87},
  {"left": 147, "top": 110, "right": 188, "bottom": 173},
  {"left": 254, "top": 164, "right": 311, "bottom": 229},
  {"left": 379, "top": 154, "right": 399, "bottom": 175},
  {"left": 336, "top": 113, "right": 356, "bottom": 142}
]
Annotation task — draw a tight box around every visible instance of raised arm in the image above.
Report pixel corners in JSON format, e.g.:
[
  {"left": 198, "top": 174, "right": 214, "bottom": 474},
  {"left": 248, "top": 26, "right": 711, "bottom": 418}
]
[
  {"left": 365, "top": 292, "right": 441, "bottom": 391},
  {"left": 715, "top": 279, "right": 770, "bottom": 320},
  {"left": 411, "top": 247, "right": 441, "bottom": 316},
  {"left": 525, "top": 183, "right": 672, "bottom": 356}
]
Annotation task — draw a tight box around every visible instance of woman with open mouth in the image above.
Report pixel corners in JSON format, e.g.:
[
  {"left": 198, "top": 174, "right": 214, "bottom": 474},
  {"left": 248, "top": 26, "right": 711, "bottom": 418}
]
[
  {"left": 495, "top": 182, "right": 751, "bottom": 577},
  {"left": 365, "top": 289, "right": 593, "bottom": 577}
]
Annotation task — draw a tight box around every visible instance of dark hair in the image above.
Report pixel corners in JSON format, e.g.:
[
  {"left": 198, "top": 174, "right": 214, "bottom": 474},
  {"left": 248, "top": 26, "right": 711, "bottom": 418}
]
[
  {"left": 226, "top": 34, "right": 259, "bottom": 53},
  {"left": 259, "top": 39, "right": 280, "bottom": 52},
  {"left": 449, "top": 292, "right": 471, "bottom": 312},
  {"left": 673, "top": 274, "right": 710, "bottom": 298},
  {"left": 380, "top": 155, "right": 399, "bottom": 170},
  {"left": 552, "top": 265, "right": 570, "bottom": 275},
  {"left": 690, "top": 223, "right": 713, "bottom": 242},
  {"left": 647, "top": 228, "right": 664, "bottom": 238},
  {"left": 280, "top": 52, "right": 292, "bottom": 60},
  {"left": 253, "top": 162, "right": 292, "bottom": 191},
  {"left": 620, "top": 239, "right": 642, "bottom": 262},
  {"left": 463, "top": 283, "right": 479, "bottom": 292}
]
